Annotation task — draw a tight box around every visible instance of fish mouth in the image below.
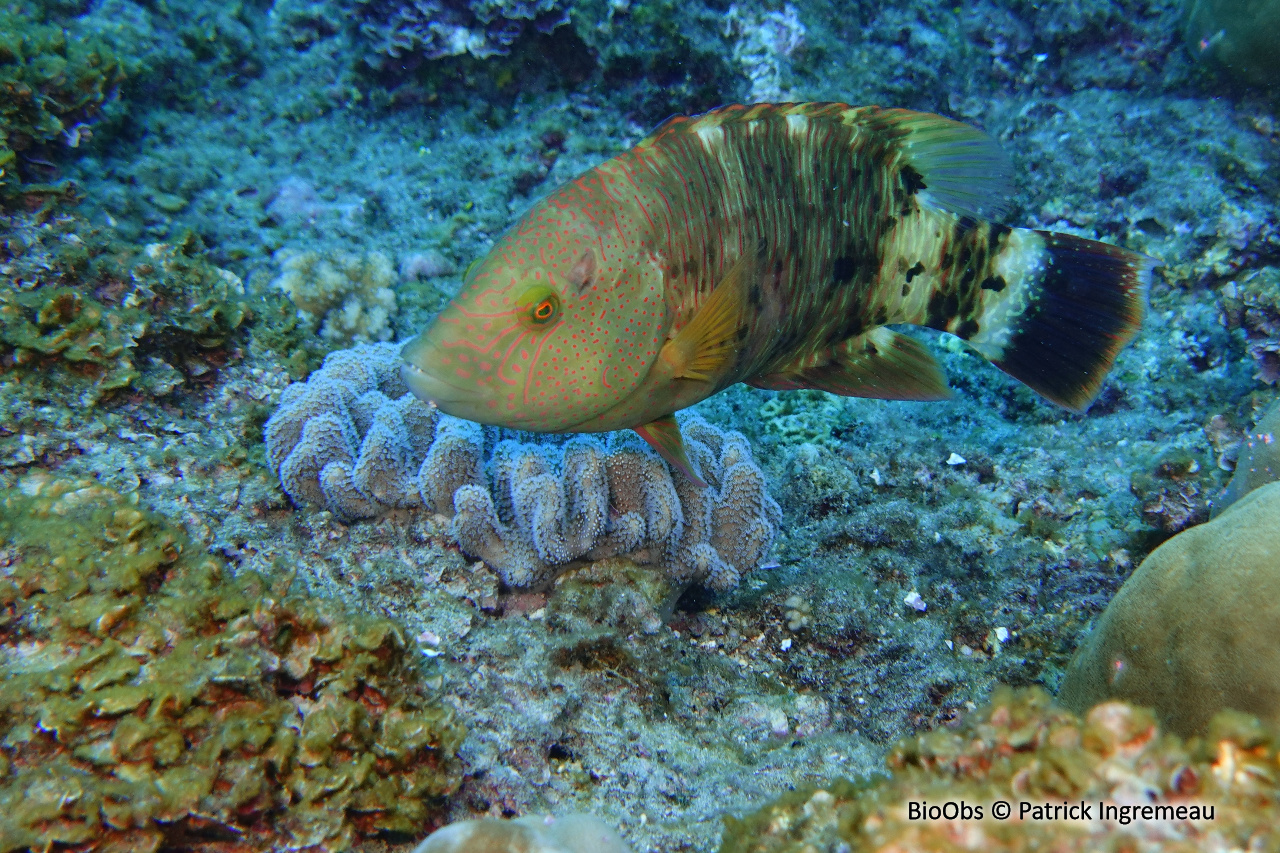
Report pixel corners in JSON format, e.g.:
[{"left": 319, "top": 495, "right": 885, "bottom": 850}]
[
  {"left": 399, "top": 334, "right": 474, "bottom": 407},
  {"left": 399, "top": 359, "right": 472, "bottom": 408},
  {"left": 400, "top": 355, "right": 551, "bottom": 430},
  {"left": 398, "top": 336, "right": 602, "bottom": 432}
]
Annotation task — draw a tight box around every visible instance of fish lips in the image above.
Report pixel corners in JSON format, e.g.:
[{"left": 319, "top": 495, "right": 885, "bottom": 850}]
[
  {"left": 399, "top": 335, "right": 477, "bottom": 412},
  {"left": 399, "top": 336, "right": 623, "bottom": 432},
  {"left": 400, "top": 359, "right": 466, "bottom": 409},
  {"left": 398, "top": 340, "right": 540, "bottom": 428}
]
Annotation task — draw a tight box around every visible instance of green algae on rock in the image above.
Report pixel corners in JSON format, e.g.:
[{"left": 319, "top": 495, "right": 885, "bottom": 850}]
[
  {"left": 0, "top": 3, "right": 131, "bottom": 202},
  {"left": 720, "top": 686, "right": 1280, "bottom": 853},
  {"left": 0, "top": 472, "right": 464, "bottom": 852},
  {"left": 1058, "top": 480, "right": 1280, "bottom": 736},
  {"left": 0, "top": 219, "right": 249, "bottom": 403}
]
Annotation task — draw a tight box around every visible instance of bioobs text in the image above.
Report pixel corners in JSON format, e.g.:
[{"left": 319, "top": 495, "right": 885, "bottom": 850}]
[{"left": 907, "top": 801, "right": 983, "bottom": 820}]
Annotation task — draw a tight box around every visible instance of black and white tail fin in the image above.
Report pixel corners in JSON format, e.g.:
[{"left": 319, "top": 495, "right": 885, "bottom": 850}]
[{"left": 966, "top": 230, "right": 1153, "bottom": 412}]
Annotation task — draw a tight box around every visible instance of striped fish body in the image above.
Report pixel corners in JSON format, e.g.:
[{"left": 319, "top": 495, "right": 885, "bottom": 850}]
[{"left": 402, "top": 103, "right": 1151, "bottom": 480}]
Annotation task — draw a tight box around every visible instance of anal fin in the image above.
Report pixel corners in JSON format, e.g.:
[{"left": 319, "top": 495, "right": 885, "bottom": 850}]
[
  {"left": 634, "top": 414, "right": 708, "bottom": 488},
  {"left": 749, "top": 327, "right": 950, "bottom": 400}
]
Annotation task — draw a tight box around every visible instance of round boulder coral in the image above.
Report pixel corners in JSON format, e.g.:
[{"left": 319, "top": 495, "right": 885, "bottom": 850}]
[{"left": 1058, "top": 480, "right": 1280, "bottom": 735}]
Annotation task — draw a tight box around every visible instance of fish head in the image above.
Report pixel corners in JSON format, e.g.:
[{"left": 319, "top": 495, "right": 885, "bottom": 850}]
[{"left": 401, "top": 222, "right": 669, "bottom": 431}]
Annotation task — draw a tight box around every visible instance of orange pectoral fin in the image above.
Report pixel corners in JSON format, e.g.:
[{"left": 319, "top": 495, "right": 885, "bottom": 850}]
[
  {"left": 664, "top": 251, "right": 753, "bottom": 383},
  {"left": 634, "top": 414, "right": 708, "bottom": 488}
]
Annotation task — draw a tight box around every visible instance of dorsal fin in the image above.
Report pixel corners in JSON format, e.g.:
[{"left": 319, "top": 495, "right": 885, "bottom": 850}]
[
  {"left": 647, "top": 112, "right": 682, "bottom": 137},
  {"left": 876, "top": 108, "right": 1013, "bottom": 221},
  {"left": 749, "top": 328, "right": 950, "bottom": 401}
]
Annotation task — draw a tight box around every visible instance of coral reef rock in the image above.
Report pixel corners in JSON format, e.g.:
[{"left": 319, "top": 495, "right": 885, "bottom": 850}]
[
  {"left": 414, "top": 814, "right": 632, "bottom": 853},
  {"left": 0, "top": 223, "right": 250, "bottom": 402},
  {"left": 1220, "top": 266, "right": 1280, "bottom": 385},
  {"left": 0, "top": 4, "right": 129, "bottom": 197},
  {"left": 0, "top": 472, "right": 465, "bottom": 852},
  {"left": 1058, "top": 480, "right": 1280, "bottom": 735},
  {"left": 721, "top": 686, "right": 1280, "bottom": 852},
  {"left": 355, "top": 0, "right": 570, "bottom": 64},
  {"left": 264, "top": 343, "right": 782, "bottom": 590}
]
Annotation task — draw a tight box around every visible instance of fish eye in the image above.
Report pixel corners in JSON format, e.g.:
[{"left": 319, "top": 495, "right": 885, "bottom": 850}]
[
  {"left": 517, "top": 285, "right": 561, "bottom": 328},
  {"left": 533, "top": 297, "right": 557, "bottom": 322}
]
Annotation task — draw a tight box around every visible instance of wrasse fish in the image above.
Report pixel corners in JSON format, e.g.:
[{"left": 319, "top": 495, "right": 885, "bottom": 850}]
[{"left": 402, "top": 103, "right": 1152, "bottom": 485}]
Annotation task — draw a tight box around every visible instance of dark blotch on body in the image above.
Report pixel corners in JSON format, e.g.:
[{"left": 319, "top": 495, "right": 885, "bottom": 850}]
[
  {"left": 833, "top": 255, "right": 856, "bottom": 284},
  {"left": 987, "top": 223, "right": 1011, "bottom": 254},
  {"left": 927, "top": 291, "right": 947, "bottom": 327},
  {"left": 901, "top": 165, "right": 927, "bottom": 194}
]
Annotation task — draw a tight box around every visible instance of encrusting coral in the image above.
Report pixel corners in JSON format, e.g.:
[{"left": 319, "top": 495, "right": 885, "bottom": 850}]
[
  {"left": 1057, "top": 480, "right": 1280, "bottom": 735},
  {"left": 264, "top": 343, "right": 782, "bottom": 590},
  {"left": 0, "top": 472, "right": 465, "bottom": 852},
  {"left": 720, "top": 686, "right": 1280, "bottom": 852}
]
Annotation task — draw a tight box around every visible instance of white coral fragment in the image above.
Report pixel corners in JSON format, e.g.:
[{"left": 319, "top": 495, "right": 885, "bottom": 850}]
[{"left": 273, "top": 249, "right": 398, "bottom": 346}]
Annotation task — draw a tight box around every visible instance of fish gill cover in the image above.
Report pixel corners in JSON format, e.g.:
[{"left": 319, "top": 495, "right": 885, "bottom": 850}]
[{"left": 0, "top": 0, "right": 1278, "bottom": 850}]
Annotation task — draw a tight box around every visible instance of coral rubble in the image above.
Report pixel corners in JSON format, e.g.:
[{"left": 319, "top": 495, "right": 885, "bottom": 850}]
[
  {"left": 721, "top": 686, "right": 1280, "bottom": 852},
  {"left": 1220, "top": 267, "right": 1280, "bottom": 386},
  {"left": 1058, "top": 480, "right": 1280, "bottom": 735},
  {"left": 354, "top": 0, "right": 569, "bottom": 64},
  {"left": 0, "top": 472, "right": 464, "bottom": 851}
]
